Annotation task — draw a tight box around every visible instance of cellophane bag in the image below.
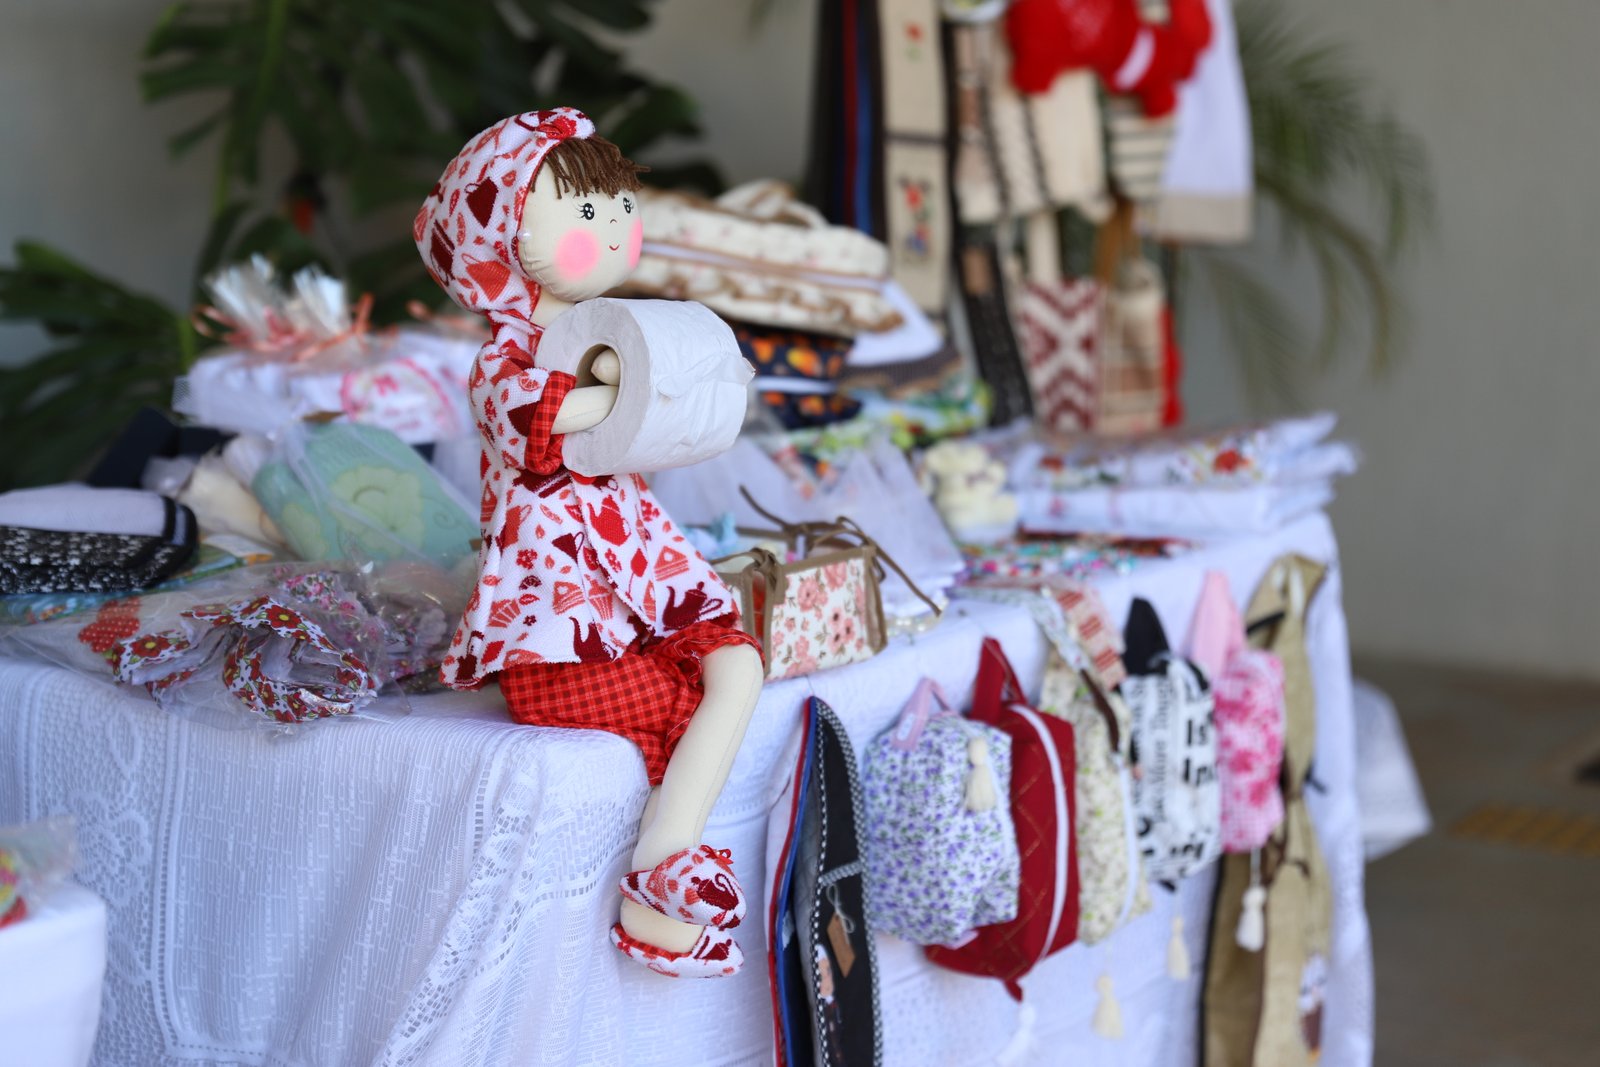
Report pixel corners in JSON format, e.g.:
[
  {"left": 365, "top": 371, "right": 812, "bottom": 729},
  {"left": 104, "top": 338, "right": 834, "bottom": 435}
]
[
  {"left": 0, "top": 560, "right": 465, "bottom": 732},
  {"left": 249, "top": 420, "right": 480, "bottom": 577},
  {"left": 0, "top": 816, "right": 77, "bottom": 927}
]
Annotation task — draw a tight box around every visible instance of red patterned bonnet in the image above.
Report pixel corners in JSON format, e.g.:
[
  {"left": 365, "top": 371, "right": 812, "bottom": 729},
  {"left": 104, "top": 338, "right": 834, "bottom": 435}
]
[{"left": 413, "top": 107, "right": 596, "bottom": 359}]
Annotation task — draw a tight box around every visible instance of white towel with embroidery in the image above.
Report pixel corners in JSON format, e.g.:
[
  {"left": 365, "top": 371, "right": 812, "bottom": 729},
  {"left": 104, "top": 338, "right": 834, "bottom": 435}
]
[{"left": 1155, "top": 0, "right": 1254, "bottom": 242}]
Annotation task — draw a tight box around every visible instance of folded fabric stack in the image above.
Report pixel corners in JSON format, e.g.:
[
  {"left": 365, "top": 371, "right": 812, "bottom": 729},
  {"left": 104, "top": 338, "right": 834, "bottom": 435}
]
[
  {"left": 0, "top": 486, "right": 199, "bottom": 597},
  {"left": 622, "top": 181, "right": 963, "bottom": 434},
  {"left": 1008, "top": 413, "right": 1359, "bottom": 540}
]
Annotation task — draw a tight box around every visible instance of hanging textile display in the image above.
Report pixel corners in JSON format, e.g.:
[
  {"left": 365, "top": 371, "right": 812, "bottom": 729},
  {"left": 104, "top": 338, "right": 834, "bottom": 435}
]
[
  {"left": 1204, "top": 556, "right": 1334, "bottom": 1067},
  {"left": 1155, "top": 0, "right": 1254, "bottom": 242},
  {"left": 879, "top": 0, "right": 954, "bottom": 315},
  {"left": 947, "top": 17, "right": 1033, "bottom": 423},
  {"left": 809, "top": 0, "right": 952, "bottom": 317}
]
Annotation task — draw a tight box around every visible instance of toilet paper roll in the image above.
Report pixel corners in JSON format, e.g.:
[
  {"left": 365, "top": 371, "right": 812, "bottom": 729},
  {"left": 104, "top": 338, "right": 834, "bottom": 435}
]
[{"left": 537, "top": 298, "right": 753, "bottom": 476}]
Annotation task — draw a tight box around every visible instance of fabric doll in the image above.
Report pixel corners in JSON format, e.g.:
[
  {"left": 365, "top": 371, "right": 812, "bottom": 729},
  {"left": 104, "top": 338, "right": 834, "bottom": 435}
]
[{"left": 415, "top": 109, "right": 764, "bottom": 978}]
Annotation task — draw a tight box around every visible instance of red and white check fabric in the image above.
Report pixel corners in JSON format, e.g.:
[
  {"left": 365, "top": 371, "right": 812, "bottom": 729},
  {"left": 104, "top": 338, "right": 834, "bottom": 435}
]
[
  {"left": 498, "top": 617, "right": 758, "bottom": 784},
  {"left": 1017, "top": 278, "right": 1101, "bottom": 434}
]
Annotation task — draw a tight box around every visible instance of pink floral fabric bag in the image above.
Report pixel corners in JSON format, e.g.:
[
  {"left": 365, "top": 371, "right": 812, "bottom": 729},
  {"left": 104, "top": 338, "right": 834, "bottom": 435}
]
[
  {"left": 1187, "top": 571, "right": 1287, "bottom": 852},
  {"left": 715, "top": 500, "right": 940, "bottom": 681}
]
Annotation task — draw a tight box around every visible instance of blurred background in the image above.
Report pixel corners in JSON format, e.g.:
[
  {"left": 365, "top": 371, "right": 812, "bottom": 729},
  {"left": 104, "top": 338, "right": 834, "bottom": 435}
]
[{"left": 3, "top": 2, "right": 1599, "bottom": 1062}]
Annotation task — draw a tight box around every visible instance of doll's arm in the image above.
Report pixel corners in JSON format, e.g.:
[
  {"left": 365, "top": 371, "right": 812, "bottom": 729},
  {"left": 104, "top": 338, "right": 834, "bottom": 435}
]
[
  {"left": 471, "top": 344, "right": 577, "bottom": 475},
  {"left": 553, "top": 386, "right": 617, "bottom": 434},
  {"left": 551, "top": 348, "right": 620, "bottom": 433}
]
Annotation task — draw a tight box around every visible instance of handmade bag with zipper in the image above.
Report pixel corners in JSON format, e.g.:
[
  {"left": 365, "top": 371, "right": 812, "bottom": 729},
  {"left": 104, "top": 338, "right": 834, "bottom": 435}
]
[
  {"left": 1187, "top": 570, "right": 1287, "bottom": 854},
  {"left": 1121, "top": 596, "right": 1222, "bottom": 884},
  {"left": 863, "top": 677, "right": 1021, "bottom": 945},
  {"left": 714, "top": 492, "right": 942, "bottom": 681},
  {"left": 1039, "top": 653, "right": 1151, "bottom": 944},
  {"left": 924, "top": 637, "right": 1079, "bottom": 1000}
]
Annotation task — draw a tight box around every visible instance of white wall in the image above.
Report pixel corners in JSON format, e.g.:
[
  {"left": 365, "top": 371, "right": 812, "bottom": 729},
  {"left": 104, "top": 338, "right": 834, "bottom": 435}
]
[
  {"left": 5, "top": 0, "right": 1597, "bottom": 679},
  {"left": 0, "top": 1, "right": 215, "bottom": 365},
  {"left": 1183, "top": 0, "right": 1600, "bottom": 681}
]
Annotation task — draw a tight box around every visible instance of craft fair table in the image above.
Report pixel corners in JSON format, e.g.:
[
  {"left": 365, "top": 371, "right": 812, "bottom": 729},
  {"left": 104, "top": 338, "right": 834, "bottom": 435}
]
[{"left": 0, "top": 512, "right": 1370, "bottom": 1067}]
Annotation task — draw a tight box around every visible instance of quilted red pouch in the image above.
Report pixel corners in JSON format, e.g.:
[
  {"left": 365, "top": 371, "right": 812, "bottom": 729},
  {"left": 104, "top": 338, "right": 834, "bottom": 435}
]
[{"left": 925, "top": 638, "right": 1080, "bottom": 999}]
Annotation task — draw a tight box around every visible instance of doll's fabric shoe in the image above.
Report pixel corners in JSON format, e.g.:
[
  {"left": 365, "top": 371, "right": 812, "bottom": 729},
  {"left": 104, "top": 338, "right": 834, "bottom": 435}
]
[
  {"left": 610, "top": 922, "right": 744, "bottom": 979},
  {"left": 619, "top": 845, "right": 747, "bottom": 929}
]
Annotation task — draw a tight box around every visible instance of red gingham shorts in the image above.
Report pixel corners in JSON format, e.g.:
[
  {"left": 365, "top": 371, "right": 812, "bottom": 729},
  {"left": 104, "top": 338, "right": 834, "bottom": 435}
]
[{"left": 498, "top": 616, "right": 761, "bottom": 784}]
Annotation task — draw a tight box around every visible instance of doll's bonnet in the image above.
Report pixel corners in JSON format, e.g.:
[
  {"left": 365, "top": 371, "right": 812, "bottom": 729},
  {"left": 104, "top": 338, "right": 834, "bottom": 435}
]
[{"left": 413, "top": 107, "right": 595, "bottom": 357}]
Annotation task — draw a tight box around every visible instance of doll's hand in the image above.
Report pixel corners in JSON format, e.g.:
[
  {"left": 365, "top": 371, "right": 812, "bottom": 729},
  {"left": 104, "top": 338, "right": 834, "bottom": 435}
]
[
  {"left": 552, "top": 385, "right": 618, "bottom": 434},
  {"left": 590, "top": 349, "right": 621, "bottom": 385}
]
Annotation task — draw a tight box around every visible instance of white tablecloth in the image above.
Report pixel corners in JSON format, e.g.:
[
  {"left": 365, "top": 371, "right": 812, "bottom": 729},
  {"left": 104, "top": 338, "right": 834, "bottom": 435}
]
[
  {"left": 0, "top": 881, "right": 106, "bottom": 1066},
  {"left": 0, "top": 513, "right": 1369, "bottom": 1067}
]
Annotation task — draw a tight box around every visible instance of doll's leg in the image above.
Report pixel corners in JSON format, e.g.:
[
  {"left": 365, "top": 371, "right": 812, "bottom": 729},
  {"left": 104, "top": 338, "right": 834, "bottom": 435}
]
[{"left": 619, "top": 643, "right": 764, "bottom": 951}]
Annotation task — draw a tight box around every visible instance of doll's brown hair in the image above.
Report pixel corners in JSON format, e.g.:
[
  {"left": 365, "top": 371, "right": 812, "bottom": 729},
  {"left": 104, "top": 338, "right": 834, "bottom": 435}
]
[{"left": 540, "top": 135, "right": 647, "bottom": 199}]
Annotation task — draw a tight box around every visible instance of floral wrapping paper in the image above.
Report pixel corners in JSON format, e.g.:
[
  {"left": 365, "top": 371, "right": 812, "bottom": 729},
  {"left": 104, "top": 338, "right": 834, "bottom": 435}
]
[{"left": 863, "top": 715, "right": 1020, "bottom": 945}]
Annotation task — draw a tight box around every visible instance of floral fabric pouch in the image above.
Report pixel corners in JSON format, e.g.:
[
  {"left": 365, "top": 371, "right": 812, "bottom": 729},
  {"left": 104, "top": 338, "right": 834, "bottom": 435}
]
[
  {"left": 714, "top": 496, "right": 940, "bottom": 681},
  {"left": 862, "top": 678, "right": 1020, "bottom": 945}
]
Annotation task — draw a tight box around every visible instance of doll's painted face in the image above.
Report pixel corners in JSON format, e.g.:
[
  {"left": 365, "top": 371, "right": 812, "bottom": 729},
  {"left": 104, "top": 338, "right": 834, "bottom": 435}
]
[{"left": 517, "top": 175, "right": 644, "bottom": 302}]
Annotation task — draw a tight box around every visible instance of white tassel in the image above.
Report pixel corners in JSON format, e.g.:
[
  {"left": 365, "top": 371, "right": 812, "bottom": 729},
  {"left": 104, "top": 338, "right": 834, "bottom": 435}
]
[
  {"left": 964, "top": 734, "right": 998, "bottom": 813},
  {"left": 1167, "top": 915, "right": 1191, "bottom": 980},
  {"left": 994, "top": 999, "right": 1038, "bottom": 1066},
  {"left": 1236, "top": 850, "right": 1266, "bottom": 951},
  {"left": 1236, "top": 885, "right": 1267, "bottom": 952},
  {"left": 1092, "top": 974, "right": 1125, "bottom": 1040}
]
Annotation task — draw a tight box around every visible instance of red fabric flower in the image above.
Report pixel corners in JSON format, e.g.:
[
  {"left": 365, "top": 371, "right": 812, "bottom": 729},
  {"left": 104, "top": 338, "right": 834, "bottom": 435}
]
[{"left": 541, "top": 115, "right": 578, "bottom": 140}]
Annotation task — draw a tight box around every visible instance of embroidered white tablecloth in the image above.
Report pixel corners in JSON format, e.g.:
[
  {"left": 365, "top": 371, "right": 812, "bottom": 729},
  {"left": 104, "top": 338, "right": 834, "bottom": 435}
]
[{"left": 0, "top": 513, "right": 1370, "bottom": 1067}]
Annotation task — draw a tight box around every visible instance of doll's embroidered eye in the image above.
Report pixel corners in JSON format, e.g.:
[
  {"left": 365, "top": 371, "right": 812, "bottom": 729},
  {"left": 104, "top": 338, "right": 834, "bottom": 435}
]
[
  {"left": 579, "top": 202, "right": 595, "bottom": 220},
  {"left": 623, "top": 198, "right": 633, "bottom": 214}
]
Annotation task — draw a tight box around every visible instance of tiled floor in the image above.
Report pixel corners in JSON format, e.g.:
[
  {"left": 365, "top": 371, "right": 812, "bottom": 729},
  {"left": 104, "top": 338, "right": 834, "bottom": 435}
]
[{"left": 1358, "top": 659, "right": 1600, "bottom": 1067}]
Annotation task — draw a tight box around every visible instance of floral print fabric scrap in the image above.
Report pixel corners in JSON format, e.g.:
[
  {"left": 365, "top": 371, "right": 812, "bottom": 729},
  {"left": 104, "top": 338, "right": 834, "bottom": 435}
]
[
  {"left": 112, "top": 594, "right": 379, "bottom": 724},
  {"left": 765, "top": 557, "right": 875, "bottom": 680}
]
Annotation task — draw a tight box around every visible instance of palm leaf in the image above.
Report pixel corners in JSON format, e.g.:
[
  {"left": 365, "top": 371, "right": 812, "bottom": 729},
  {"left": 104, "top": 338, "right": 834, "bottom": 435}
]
[{"left": 1194, "top": 0, "right": 1434, "bottom": 402}]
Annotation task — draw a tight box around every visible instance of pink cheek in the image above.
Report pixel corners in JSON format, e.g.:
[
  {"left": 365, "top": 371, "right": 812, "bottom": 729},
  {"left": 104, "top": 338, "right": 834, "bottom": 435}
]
[
  {"left": 627, "top": 220, "right": 643, "bottom": 269},
  {"left": 554, "top": 230, "right": 600, "bottom": 281}
]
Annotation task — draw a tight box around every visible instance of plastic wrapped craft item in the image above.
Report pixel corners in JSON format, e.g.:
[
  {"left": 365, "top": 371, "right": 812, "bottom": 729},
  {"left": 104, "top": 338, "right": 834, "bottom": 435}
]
[
  {"left": 250, "top": 421, "right": 479, "bottom": 574},
  {"left": 0, "top": 561, "right": 464, "bottom": 731},
  {"left": 0, "top": 816, "right": 77, "bottom": 930}
]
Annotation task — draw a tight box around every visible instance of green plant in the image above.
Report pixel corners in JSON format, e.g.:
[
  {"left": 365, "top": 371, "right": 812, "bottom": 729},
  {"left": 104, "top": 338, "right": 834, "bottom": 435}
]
[
  {"left": 1191, "top": 0, "right": 1434, "bottom": 404},
  {"left": 0, "top": 244, "right": 198, "bottom": 488},
  {"left": 0, "top": 0, "right": 713, "bottom": 489}
]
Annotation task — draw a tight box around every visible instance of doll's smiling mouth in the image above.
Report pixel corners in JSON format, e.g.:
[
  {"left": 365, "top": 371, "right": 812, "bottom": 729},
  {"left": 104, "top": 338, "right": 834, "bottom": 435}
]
[{"left": 608, "top": 243, "right": 620, "bottom": 251}]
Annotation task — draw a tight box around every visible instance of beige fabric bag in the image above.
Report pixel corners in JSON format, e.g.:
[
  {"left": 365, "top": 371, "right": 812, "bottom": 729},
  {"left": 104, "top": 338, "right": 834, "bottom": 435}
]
[{"left": 1203, "top": 555, "right": 1333, "bottom": 1067}]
